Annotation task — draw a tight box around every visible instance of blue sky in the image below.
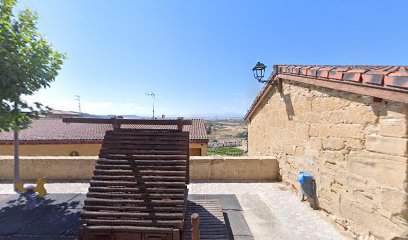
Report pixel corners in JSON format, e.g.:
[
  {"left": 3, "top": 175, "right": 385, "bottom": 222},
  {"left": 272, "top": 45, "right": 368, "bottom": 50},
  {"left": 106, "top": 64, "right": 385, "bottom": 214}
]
[{"left": 17, "top": 0, "right": 408, "bottom": 117}]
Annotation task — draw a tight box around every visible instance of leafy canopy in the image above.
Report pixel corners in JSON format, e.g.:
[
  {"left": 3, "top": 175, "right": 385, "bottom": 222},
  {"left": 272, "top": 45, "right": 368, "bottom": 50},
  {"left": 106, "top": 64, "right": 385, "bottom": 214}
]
[{"left": 0, "top": 0, "right": 66, "bottom": 131}]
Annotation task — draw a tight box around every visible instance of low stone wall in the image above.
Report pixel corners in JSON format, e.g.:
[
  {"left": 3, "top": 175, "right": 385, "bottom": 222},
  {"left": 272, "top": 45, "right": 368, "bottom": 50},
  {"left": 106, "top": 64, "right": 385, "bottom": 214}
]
[
  {"left": 190, "top": 156, "right": 278, "bottom": 180},
  {"left": 0, "top": 156, "right": 278, "bottom": 181},
  {"left": 247, "top": 80, "right": 408, "bottom": 239},
  {"left": 0, "top": 156, "right": 97, "bottom": 180}
]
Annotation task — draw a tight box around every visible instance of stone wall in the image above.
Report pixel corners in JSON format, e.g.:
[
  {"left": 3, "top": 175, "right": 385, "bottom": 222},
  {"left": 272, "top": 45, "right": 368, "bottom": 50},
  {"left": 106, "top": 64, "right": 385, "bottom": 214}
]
[
  {"left": 0, "top": 156, "right": 278, "bottom": 181},
  {"left": 247, "top": 80, "right": 408, "bottom": 239},
  {"left": 190, "top": 156, "right": 278, "bottom": 180}
]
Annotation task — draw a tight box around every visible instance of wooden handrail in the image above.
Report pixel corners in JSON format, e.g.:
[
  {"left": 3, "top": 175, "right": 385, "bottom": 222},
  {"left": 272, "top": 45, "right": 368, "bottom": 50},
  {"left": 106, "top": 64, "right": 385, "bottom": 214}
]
[{"left": 62, "top": 117, "right": 192, "bottom": 131}]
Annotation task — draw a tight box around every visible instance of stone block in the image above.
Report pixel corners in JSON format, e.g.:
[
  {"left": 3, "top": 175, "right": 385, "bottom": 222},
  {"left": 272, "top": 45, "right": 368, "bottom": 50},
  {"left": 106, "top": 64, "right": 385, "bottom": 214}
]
[
  {"left": 308, "top": 112, "right": 323, "bottom": 123},
  {"left": 343, "top": 105, "right": 378, "bottom": 125},
  {"left": 320, "top": 110, "right": 346, "bottom": 124},
  {"left": 386, "top": 103, "right": 408, "bottom": 119},
  {"left": 340, "top": 194, "right": 407, "bottom": 239},
  {"left": 309, "top": 123, "right": 331, "bottom": 137},
  {"left": 366, "top": 135, "right": 407, "bottom": 156},
  {"left": 319, "top": 151, "right": 346, "bottom": 170},
  {"left": 328, "top": 124, "right": 364, "bottom": 139},
  {"left": 322, "top": 137, "right": 345, "bottom": 150},
  {"left": 340, "top": 194, "right": 406, "bottom": 239},
  {"left": 345, "top": 173, "right": 369, "bottom": 192},
  {"left": 379, "top": 119, "right": 408, "bottom": 138},
  {"left": 310, "top": 137, "right": 322, "bottom": 150},
  {"left": 311, "top": 96, "right": 350, "bottom": 112},
  {"left": 381, "top": 189, "right": 408, "bottom": 218},
  {"left": 348, "top": 151, "right": 407, "bottom": 189},
  {"left": 345, "top": 139, "right": 364, "bottom": 150},
  {"left": 294, "top": 146, "right": 305, "bottom": 156}
]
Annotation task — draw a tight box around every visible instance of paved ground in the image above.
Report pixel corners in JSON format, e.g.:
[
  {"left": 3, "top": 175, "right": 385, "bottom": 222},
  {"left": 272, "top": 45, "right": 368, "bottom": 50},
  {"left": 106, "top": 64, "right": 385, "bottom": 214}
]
[
  {"left": 0, "top": 181, "right": 350, "bottom": 240},
  {"left": 0, "top": 193, "right": 245, "bottom": 240}
]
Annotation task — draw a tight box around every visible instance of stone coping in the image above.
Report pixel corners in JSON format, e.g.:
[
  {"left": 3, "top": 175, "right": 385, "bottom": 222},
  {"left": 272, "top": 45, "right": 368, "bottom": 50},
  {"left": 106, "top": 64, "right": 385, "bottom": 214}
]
[
  {"left": 0, "top": 156, "right": 277, "bottom": 160},
  {"left": 0, "top": 155, "right": 279, "bottom": 181}
]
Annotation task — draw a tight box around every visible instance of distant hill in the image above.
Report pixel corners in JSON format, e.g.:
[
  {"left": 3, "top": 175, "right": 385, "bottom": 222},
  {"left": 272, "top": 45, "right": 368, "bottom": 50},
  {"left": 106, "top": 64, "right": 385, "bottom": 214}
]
[
  {"left": 87, "top": 114, "right": 144, "bottom": 119},
  {"left": 167, "top": 113, "right": 244, "bottom": 120}
]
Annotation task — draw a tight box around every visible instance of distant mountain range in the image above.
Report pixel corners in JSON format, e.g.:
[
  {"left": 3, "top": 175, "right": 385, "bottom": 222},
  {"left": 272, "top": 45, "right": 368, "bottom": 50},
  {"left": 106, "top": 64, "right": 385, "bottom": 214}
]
[
  {"left": 88, "top": 113, "right": 244, "bottom": 120},
  {"left": 167, "top": 113, "right": 244, "bottom": 120},
  {"left": 50, "top": 110, "right": 243, "bottom": 120}
]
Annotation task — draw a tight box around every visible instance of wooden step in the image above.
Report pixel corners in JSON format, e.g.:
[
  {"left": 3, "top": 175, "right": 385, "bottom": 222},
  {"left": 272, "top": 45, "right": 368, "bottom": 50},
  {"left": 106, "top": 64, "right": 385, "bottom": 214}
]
[
  {"left": 93, "top": 169, "right": 186, "bottom": 176},
  {"left": 88, "top": 186, "right": 186, "bottom": 194},
  {"left": 86, "top": 192, "right": 185, "bottom": 200}
]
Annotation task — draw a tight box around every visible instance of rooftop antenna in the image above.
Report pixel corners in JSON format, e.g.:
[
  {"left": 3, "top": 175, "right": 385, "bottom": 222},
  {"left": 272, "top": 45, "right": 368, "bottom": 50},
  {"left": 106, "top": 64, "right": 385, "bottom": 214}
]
[
  {"left": 145, "top": 92, "right": 155, "bottom": 119},
  {"left": 75, "top": 95, "right": 81, "bottom": 114}
]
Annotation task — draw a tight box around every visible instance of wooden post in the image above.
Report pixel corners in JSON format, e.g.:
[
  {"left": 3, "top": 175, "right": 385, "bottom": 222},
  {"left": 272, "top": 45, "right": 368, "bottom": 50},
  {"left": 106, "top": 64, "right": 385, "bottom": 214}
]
[
  {"left": 172, "top": 229, "right": 180, "bottom": 240},
  {"left": 278, "top": 78, "right": 283, "bottom": 93},
  {"left": 112, "top": 117, "right": 121, "bottom": 130},
  {"left": 177, "top": 117, "right": 183, "bottom": 132},
  {"left": 373, "top": 97, "right": 382, "bottom": 102},
  {"left": 191, "top": 213, "right": 200, "bottom": 240}
]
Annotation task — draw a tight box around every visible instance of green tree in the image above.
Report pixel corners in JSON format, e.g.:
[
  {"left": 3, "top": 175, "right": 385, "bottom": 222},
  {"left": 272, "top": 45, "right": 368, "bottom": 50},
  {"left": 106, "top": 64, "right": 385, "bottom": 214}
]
[
  {"left": 0, "top": 0, "right": 66, "bottom": 132},
  {"left": 0, "top": 0, "right": 66, "bottom": 190}
]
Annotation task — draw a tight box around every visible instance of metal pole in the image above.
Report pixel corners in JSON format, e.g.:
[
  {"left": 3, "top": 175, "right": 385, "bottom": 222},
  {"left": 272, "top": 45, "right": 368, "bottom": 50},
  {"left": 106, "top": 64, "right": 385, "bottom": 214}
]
[
  {"left": 75, "top": 95, "right": 81, "bottom": 114},
  {"left": 13, "top": 102, "right": 20, "bottom": 191},
  {"left": 152, "top": 97, "right": 155, "bottom": 119},
  {"left": 145, "top": 92, "right": 156, "bottom": 119}
]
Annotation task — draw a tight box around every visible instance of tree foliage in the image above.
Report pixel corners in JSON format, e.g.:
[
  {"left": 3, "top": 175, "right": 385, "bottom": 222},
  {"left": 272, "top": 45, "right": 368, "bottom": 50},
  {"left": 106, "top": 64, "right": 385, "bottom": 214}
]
[
  {"left": 236, "top": 130, "right": 248, "bottom": 138},
  {"left": 0, "top": 0, "right": 66, "bottom": 131}
]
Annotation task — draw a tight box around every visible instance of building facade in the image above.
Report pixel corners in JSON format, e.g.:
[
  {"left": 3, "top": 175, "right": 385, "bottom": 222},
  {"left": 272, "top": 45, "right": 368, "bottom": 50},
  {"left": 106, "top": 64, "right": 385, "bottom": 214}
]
[
  {"left": 0, "top": 118, "right": 208, "bottom": 156},
  {"left": 245, "top": 65, "right": 408, "bottom": 239}
]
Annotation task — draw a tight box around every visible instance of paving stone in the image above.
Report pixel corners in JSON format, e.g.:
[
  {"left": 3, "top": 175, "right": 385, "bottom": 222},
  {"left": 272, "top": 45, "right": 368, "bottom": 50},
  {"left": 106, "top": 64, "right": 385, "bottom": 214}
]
[
  {"left": 0, "top": 204, "right": 52, "bottom": 235},
  {"left": 17, "top": 208, "right": 80, "bottom": 235},
  {"left": 225, "top": 210, "right": 252, "bottom": 238},
  {"left": 188, "top": 194, "right": 242, "bottom": 211}
]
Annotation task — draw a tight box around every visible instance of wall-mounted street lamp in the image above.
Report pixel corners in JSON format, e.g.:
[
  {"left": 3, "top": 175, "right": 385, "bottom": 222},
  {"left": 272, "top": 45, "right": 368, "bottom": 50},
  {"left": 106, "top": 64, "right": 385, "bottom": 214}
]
[
  {"left": 252, "top": 62, "right": 267, "bottom": 83},
  {"left": 252, "top": 62, "right": 285, "bottom": 102}
]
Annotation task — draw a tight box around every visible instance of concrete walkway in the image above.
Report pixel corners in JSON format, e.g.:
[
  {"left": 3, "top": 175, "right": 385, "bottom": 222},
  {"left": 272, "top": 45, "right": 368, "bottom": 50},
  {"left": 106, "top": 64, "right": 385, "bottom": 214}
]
[{"left": 0, "top": 181, "right": 350, "bottom": 240}]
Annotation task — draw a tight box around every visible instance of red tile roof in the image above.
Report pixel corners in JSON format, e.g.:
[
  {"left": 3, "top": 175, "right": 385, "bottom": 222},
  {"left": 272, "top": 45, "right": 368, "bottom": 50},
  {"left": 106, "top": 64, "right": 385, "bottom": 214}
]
[
  {"left": 0, "top": 118, "right": 208, "bottom": 143},
  {"left": 245, "top": 65, "right": 408, "bottom": 122},
  {"left": 277, "top": 65, "right": 408, "bottom": 88}
]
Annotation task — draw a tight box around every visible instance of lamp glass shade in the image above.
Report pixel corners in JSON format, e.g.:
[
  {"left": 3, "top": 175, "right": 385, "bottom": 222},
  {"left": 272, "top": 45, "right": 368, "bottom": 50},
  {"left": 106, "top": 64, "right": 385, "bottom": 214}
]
[{"left": 252, "top": 62, "right": 266, "bottom": 81}]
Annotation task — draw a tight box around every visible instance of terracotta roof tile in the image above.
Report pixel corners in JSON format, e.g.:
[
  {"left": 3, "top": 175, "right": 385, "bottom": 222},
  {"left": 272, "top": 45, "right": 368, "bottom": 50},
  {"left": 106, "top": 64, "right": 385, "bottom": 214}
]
[
  {"left": 245, "top": 64, "right": 408, "bottom": 122},
  {"left": 307, "top": 66, "right": 321, "bottom": 77},
  {"left": 299, "top": 66, "right": 312, "bottom": 75},
  {"left": 316, "top": 67, "right": 335, "bottom": 78},
  {"left": 385, "top": 67, "right": 408, "bottom": 89},
  {"left": 0, "top": 118, "right": 208, "bottom": 142}
]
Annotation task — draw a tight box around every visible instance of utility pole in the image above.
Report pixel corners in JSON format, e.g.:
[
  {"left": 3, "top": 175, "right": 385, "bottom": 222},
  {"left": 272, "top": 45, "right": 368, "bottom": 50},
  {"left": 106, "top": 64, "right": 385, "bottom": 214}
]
[
  {"left": 75, "top": 95, "right": 81, "bottom": 114},
  {"left": 145, "top": 92, "right": 156, "bottom": 119}
]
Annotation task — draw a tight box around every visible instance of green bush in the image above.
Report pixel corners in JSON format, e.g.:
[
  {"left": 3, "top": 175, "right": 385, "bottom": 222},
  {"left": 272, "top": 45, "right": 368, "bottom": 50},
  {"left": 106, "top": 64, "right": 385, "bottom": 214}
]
[
  {"left": 208, "top": 147, "right": 244, "bottom": 156},
  {"left": 236, "top": 131, "right": 248, "bottom": 138}
]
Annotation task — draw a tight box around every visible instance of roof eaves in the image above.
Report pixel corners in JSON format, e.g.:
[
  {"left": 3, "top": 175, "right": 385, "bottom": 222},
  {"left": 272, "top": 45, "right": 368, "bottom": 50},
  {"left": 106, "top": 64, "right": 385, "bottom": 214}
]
[
  {"left": 245, "top": 65, "right": 408, "bottom": 123},
  {"left": 244, "top": 66, "right": 279, "bottom": 123}
]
